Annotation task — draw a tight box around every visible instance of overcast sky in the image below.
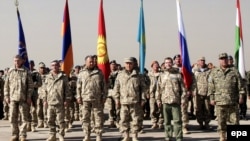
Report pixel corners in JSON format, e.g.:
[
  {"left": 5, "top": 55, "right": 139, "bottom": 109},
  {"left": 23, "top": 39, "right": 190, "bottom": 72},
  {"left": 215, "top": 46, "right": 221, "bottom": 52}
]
[{"left": 0, "top": 0, "right": 250, "bottom": 70}]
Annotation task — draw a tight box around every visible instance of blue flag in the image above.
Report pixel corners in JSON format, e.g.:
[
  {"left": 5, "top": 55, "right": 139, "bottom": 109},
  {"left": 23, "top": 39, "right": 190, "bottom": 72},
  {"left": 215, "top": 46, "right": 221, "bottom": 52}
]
[
  {"left": 17, "top": 8, "right": 29, "bottom": 68},
  {"left": 137, "top": 0, "right": 146, "bottom": 74}
]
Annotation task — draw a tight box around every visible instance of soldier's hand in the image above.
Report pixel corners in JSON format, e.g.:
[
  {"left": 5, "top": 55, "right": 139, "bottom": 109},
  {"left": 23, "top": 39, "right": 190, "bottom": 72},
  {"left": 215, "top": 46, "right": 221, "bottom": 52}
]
[
  {"left": 64, "top": 101, "right": 69, "bottom": 107},
  {"left": 239, "top": 97, "right": 244, "bottom": 104},
  {"left": 210, "top": 100, "right": 216, "bottom": 106},
  {"left": 116, "top": 101, "right": 121, "bottom": 109},
  {"left": 146, "top": 94, "right": 150, "bottom": 99},
  {"left": 141, "top": 101, "right": 145, "bottom": 107},
  {"left": 157, "top": 102, "right": 162, "bottom": 108},
  {"left": 44, "top": 101, "right": 48, "bottom": 108},
  {"left": 77, "top": 98, "right": 82, "bottom": 104},
  {"left": 248, "top": 96, "right": 250, "bottom": 100},
  {"left": 27, "top": 98, "right": 32, "bottom": 106},
  {"left": 5, "top": 97, "right": 10, "bottom": 104}
]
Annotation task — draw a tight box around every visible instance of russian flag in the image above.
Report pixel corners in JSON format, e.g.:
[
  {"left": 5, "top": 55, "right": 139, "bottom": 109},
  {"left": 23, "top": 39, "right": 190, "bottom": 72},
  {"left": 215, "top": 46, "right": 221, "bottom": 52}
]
[{"left": 176, "top": 0, "right": 192, "bottom": 90}]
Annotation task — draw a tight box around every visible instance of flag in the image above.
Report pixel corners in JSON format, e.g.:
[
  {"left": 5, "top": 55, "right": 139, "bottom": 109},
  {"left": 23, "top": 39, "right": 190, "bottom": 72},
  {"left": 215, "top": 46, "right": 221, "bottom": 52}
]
[
  {"left": 137, "top": 0, "right": 146, "bottom": 74},
  {"left": 176, "top": 0, "right": 192, "bottom": 89},
  {"left": 97, "top": 0, "right": 110, "bottom": 82},
  {"left": 17, "top": 8, "right": 29, "bottom": 68},
  {"left": 61, "top": 0, "right": 73, "bottom": 76},
  {"left": 235, "top": 0, "right": 245, "bottom": 79}
]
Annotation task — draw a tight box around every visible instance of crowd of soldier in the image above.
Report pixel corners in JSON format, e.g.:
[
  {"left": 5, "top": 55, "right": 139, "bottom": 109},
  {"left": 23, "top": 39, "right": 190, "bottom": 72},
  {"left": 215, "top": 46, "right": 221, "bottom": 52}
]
[{"left": 0, "top": 52, "right": 250, "bottom": 141}]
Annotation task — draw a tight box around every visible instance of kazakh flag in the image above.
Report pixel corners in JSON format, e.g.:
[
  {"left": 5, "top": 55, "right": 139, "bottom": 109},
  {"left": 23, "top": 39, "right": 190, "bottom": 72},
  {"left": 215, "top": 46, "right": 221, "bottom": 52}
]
[{"left": 137, "top": 0, "right": 146, "bottom": 74}]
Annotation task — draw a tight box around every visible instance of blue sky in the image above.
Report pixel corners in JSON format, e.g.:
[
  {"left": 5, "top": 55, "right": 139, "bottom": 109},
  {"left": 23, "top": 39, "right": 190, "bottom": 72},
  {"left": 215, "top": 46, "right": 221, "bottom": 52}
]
[{"left": 0, "top": 0, "right": 249, "bottom": 70}]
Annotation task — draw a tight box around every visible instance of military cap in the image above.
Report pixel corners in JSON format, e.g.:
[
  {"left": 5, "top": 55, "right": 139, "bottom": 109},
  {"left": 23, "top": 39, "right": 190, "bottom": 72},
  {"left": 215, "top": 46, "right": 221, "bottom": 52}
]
[
  {"left": 228, "top": 55, "right": 233, "bottom": 60},
  {"left": 124, "top": 57, "right": 134, "bottom": 63},
  {"left": 173, "top": 54, "right": 181, "bottom": 60},
  {"left": 218, "top": 53, "right": 228, "bottom": 59},
  {"left": 110, "top": 60, "right": 117, "bottom": 64},
  {"left": 39, "top": 62, "right": 46, "bottom": 68},
  {"left": 199, "top": 56, "right": 205, "bottom": 61},
  {"left": 29, "top": 60, "right": 35, "bottom": 65}
]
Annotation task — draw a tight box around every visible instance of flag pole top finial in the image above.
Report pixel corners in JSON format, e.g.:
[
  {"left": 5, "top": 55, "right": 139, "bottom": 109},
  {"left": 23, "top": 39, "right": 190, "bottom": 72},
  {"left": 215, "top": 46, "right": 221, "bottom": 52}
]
[{"left": 15, "top": 0, "right": 19, "bottom": 7}]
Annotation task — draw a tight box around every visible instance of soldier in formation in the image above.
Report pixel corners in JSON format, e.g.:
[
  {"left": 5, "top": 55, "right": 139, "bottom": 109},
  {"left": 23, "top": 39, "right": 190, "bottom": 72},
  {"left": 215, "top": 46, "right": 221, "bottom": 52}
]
[
  {"left": 43, "top": 60, "right": 71, "bottom": 141},
  {"left": 208, "top": 53, "right": 246, "bottom": 141},
  {"left": 156, "top": 57, "right": 187, "bottom": 141},
  {"left": 113, "top": 57, "right": 148, "bottom": 141},
  {"left": 37, "top": 62, "right": 49, "bottom": 128},
  {"left": 192, "top": 57, "right": 211, "bottom": 130},
  {"left": 148, "top": 61, "right": 164, "bottom": 129},
  {"left": 76, "top": 55, "right": 107, "bottom": 141},
  {"left": 4, "top": 55, "right": 34, "bottom": 141},
  {"left": 106, "top": 60, "right": 120, "bottom": 128}
]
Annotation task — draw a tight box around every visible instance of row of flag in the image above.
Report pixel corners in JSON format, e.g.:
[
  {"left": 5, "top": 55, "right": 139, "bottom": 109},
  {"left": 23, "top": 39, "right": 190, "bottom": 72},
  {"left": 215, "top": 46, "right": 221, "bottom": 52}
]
[{"left": 17, "top": 0, "right": 246, "bottom": 87}]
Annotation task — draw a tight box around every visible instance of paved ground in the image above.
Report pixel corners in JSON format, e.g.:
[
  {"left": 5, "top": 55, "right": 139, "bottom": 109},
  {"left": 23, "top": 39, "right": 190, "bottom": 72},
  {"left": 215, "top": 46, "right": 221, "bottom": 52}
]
[{"left": 1, "top": 100, "right": 250, "bottom": 141}]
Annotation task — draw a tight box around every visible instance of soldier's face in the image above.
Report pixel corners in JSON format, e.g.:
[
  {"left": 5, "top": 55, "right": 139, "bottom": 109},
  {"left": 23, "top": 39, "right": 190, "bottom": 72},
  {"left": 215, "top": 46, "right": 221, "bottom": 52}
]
[
  {"left": 85, "top": 57, "right": 94, "bottom": 69},
  {"left": 110, "top": 63, "right": 117, "bottom": 71},
  {"left": 39, "top": 67, "right": 46, "bottom": 74},
  {"left": 124, "top": 62, "right": 134, "bottom": 71},
  {"left": 219, "top": 57, "right": 228, "bottom": 68},
  {"left": 50, "top": 62, "right": 60, "bottom": 73},
  {"left": 152, "top": 63, "right": 159, "bottom": 72},
  {"left": 14, "top": 57, "right": 23, "bottom": 68},
  {"left": 198, "top": 59, "right": 206, "bottom": 68},
  {"left": 174, "top": 57, "right": 181, "bottom": 65},
  {"left": 165, "top": 59, "right": 173, "bottom": 69}
]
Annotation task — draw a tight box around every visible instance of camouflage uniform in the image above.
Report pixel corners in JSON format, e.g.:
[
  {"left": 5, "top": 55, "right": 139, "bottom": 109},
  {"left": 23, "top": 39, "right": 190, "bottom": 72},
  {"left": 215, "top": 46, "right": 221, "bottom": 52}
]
[
  {"left": 37, "top": 73, "right": 48, "bottom": 128},
  {"left": 173, "top": 64, "right": 191, "bottom": 133},
  {"left": 106, "top": 70, "right": 119, "bottom": 127},
  {"left": 156, "top": 68, "right": 187, "bottom": 141},
  {"left": 2, "top": 74, "right": 9, "bottom": 120},
  {"left": 0, "top": 77, "right": 4, "bottom": 119},
  {"left": 43, "top": 71, "right": 71, "bottom": 140},
  {"left": 28, "top": 70, "right": 42, "bottom": 131},
  {"left": 193, "top": 67, "right": 211, "bottom": 129},
  {"left": 208, "top": 61, "right": 245, "bottom": 141},
  {"left": 113, "top": 68, "right": 148, "bottom": 140},
  {"left": 4, "top": 66, "right": 34, "bottom": 140},
  {"left": 148, "top": 70, "right": 163, "bottom": 128},
  {"left": 69, "top": 72, "right": 80, "bottom": 121},
  {"left": 76, "top": 67, "right": 107, "bottom": 140}
]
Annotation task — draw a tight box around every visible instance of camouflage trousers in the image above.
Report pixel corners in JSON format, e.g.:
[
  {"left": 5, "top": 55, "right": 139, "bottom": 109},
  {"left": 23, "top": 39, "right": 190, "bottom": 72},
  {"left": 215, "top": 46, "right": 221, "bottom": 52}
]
[
  {"left": 194, "top": 95, "right": 211, "bottom": 124},
  {"left": 81, "top": 101, "right": 104, "bottom": 135},
  {"left": 181, "top": 101, "right": 189, "bottom": 128},
  {"left": 9, "top": 101, "right": 29, "bottom": 138},
  {"left": 65, "top": 101, "right": 74, "bottom": 124},
  {"left": 119, "top": 103, "right": 141, "bottom": 133},
  {"left": 106, "top": 96, "right": 120, "bottom": 122},
  {"left": 3, "top": 100, "right": 9, "bottom": 118},
  {"left": 150, "top": 98, "right": 164, "bottom": 124},
  {"left": 37, "top": 98, "right": 47, "bottom": 124},
  {"left": 216, "top": 105, "right": 239, "bottom": 132},
  {"left": 163, "top": 103, "right": 183, "bottom": 140},
  {"left": 29, "top": 94, "right": 38, "bottom": 127},
  {"left": 47, "top": 104, "right": 65, "bottom": 136}
]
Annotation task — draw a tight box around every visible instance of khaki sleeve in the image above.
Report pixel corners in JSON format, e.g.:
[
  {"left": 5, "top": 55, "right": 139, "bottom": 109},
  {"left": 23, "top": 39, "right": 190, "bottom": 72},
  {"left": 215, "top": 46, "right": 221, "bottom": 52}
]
[
  {"left": 113, "top": 74, "right": 121, "bottom": 102},
  {"left": 64, "top": 76, "right": 72, "bottom": 101},
  {"left": 155, "top": 75, "right": 162, "bottom": 103},
  {"left": 27, "top": 72, "right": 34, "bottom": 99},
  {"left": 76, "top": 74, "right": 82, "bottom": 99}
]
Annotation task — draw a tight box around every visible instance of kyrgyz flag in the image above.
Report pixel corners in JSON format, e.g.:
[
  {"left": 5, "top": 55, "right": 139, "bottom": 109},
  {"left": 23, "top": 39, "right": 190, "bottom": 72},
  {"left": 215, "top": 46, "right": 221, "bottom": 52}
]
[
  {"left": 235, "top": 0, "right": 245, "bottom": 78},
  {"left": 176, "top": 0, "right": 192, "bottom": 90},
  {"left": 61, "top": 0, "right": 74, "bottom": 76},
  {"left": 17, "top": 8, "right": 29, "bottom": 69},
  {"left": 97, "top": 0, "right": 110, "bottom": 82}
]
